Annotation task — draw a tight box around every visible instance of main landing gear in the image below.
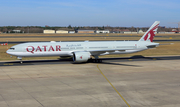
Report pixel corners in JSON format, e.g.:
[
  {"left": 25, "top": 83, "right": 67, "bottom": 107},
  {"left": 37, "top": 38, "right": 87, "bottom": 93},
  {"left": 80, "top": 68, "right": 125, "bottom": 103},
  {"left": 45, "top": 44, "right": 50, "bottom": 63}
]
[
  {"left": 92, "top": 59, "right": 102, "bottom": 63},
  {"left": 91, "top": 56, "right": 102, "bottom": 63}
]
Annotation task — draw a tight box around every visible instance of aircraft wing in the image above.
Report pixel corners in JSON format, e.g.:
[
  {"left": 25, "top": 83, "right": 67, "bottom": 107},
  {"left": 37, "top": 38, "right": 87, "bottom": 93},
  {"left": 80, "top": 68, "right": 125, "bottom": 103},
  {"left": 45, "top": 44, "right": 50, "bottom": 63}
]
[{"left": 88, "top": 49, "right": 126, "bottom": 56}]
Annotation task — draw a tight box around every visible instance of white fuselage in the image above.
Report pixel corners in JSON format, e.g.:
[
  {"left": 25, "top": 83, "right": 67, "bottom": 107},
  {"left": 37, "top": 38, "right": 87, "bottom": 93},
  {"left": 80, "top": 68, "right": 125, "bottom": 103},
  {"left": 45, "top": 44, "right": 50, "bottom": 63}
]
[{"left": 6, "top": 41, "right": 159, "bottom": 57}]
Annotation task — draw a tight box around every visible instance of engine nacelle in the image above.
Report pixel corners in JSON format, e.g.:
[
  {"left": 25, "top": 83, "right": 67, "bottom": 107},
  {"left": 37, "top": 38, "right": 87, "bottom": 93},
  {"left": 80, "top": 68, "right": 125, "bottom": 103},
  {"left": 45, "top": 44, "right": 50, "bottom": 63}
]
[{"left": 73, "top": 52, "right": 91, "bottom": 63}]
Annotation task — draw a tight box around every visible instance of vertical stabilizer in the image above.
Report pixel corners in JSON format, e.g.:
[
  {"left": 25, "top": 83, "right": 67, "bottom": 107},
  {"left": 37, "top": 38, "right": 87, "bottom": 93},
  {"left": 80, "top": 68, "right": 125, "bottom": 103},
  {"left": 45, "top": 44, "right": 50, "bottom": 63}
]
[{"left": 139, "top": 21, "right": 160, "bottom": 42}]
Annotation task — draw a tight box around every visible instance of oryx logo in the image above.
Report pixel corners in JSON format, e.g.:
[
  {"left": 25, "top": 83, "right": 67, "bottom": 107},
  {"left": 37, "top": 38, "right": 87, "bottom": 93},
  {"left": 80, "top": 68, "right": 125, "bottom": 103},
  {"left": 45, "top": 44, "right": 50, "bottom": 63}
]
[{"left": 144, "top": 24, "right": 159, "bottom": 42}]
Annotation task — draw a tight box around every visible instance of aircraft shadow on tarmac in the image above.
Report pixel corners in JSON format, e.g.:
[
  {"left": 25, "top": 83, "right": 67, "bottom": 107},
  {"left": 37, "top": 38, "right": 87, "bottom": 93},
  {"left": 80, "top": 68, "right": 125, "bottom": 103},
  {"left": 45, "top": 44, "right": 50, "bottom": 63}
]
[
  {"left": 98, "top": 55, "right": 180, "bottom": 61},
  {"left": 1, "top": 55, "right": 180, "bottom": 66},
  {"left": 99, "top": 62, "right": 141, "bottom": 67}
]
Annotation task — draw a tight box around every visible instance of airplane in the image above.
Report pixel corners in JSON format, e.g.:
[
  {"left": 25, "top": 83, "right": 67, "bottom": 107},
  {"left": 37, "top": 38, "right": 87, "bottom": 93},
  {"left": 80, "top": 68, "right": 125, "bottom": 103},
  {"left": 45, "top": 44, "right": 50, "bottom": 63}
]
[{"left": 6, "top": 21, "right": 160, "bottom": 63}]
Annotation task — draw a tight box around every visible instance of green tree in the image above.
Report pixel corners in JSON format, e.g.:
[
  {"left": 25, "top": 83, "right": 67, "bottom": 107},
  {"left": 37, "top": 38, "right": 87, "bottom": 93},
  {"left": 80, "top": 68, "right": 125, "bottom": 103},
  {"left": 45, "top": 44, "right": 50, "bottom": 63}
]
[{"left": 68, "top": 25, "right": 72, "bottom": 29}]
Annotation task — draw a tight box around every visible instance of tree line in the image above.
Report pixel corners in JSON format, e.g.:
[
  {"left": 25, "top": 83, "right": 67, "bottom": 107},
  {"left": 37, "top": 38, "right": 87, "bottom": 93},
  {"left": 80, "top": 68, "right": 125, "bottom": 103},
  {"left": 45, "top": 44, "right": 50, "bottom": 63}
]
[{"left": 0, "top": 25, "right": 177, "bottom": 33}]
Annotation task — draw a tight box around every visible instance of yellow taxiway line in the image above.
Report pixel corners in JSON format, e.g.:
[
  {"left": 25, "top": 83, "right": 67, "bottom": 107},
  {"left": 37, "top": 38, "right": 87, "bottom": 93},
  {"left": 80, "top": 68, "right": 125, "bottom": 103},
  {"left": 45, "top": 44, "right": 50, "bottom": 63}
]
[{"left": 97, "top": 65, "right": 131, "bottom": 107}]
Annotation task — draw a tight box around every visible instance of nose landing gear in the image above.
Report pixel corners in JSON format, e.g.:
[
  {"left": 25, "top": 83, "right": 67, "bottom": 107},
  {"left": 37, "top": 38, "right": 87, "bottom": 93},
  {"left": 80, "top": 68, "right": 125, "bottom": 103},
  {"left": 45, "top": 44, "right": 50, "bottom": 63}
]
[{"left": 17, "top": 57, "right": 23, "bottom": 64}]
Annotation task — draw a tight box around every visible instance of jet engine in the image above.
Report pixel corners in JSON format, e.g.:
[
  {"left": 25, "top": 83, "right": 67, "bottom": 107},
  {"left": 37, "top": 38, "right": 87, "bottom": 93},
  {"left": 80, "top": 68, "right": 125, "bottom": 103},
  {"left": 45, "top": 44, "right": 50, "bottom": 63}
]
[{"left": 73, "top": 52, "right": 91, "bottom": 63}]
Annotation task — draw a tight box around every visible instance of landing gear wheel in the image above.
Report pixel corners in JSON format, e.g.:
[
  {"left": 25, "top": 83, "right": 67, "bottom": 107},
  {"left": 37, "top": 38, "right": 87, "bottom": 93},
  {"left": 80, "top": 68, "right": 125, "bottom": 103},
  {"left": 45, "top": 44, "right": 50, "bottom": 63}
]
[
  {"left": 93, "top": 59, "right": 96, "bottom": 63},
  {"left": 92, "top": 59, "right": 102, "bottom": 63},
  {"left": 17, "top": 57, "right": 23, "bottom": 64},
  {"left": 97, "top": 59, "right": 102, "bottom": 63},
  {"left": 20, "top": 60, "right": 23, "bottom": 64}
]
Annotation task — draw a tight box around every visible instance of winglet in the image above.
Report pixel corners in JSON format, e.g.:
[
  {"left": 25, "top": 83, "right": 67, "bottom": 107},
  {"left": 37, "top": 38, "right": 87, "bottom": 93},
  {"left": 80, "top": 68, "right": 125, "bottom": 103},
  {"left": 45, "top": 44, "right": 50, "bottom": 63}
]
[{"left": 139, "top": 21, "right": 160, "bottom": 42}]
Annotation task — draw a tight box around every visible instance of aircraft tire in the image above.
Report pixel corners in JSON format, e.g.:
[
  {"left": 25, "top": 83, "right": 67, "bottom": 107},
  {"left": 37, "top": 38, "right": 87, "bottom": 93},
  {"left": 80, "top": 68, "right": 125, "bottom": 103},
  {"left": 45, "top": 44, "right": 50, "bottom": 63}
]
[{"left": 92, "top": 59, "right": 102, "bottom": 63}]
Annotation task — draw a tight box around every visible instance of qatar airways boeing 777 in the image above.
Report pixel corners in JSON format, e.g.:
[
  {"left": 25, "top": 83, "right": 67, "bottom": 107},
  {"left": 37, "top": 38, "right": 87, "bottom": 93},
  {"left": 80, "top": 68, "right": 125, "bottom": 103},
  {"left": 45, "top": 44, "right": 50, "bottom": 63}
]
[{"left": 7, "top": 21, "right": 160, "bottom": 63}]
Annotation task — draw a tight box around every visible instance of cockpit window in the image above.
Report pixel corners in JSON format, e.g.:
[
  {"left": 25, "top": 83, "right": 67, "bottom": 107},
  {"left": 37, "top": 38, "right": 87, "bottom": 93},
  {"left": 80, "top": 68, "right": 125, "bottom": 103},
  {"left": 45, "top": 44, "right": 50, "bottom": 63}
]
[{"left": 10, "top": 48, "right": 15, "bottom": 50}]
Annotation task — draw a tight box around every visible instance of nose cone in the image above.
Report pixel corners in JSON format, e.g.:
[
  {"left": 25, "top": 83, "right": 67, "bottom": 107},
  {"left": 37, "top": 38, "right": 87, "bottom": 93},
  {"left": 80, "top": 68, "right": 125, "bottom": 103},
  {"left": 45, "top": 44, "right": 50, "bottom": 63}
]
[{"left": 6, "top": 49, "right": 10, "bottom": 54}]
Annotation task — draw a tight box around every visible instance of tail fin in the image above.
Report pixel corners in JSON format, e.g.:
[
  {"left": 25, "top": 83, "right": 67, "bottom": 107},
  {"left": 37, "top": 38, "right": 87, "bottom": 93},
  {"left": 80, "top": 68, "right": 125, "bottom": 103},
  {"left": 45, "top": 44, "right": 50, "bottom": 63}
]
[{"left": 139, "top": 21, "right": 160, "bottom": 42}]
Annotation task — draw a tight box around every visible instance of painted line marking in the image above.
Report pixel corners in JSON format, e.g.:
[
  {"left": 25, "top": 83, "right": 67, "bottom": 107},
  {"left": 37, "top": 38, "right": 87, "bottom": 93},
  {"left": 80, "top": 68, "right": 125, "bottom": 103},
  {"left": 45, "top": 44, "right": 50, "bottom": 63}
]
[
  {"left": 97, "top": 65, "right": 131, "bottom": 107},
  {"left": 3, "top": 63, "right": 14, "bottom": 66}
]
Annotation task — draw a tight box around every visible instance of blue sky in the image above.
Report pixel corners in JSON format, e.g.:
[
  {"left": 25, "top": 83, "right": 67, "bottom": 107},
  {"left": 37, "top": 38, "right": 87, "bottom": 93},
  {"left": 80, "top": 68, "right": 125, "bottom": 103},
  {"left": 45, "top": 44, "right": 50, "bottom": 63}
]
[{"left": 0, "top": 0, "right": 180, "bottom": 27}]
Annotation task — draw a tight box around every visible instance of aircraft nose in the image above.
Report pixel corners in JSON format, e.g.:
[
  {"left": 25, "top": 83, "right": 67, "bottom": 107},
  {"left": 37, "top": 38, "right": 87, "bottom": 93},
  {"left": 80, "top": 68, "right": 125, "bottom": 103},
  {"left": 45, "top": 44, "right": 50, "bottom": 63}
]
[{"left": 6, "top": 49, "right": 10, "bottom": 54}]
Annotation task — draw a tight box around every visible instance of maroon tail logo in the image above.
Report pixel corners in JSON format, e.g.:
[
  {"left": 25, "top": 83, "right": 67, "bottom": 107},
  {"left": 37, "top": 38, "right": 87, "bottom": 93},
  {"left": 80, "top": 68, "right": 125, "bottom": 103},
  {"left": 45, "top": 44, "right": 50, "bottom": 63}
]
[{"left": 144, "top": 24, "right": 159, "bottom": 42}]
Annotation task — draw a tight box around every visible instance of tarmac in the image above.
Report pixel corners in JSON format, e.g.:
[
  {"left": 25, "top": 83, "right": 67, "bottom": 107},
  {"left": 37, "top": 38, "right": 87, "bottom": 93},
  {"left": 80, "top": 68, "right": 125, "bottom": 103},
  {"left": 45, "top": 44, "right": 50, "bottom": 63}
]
[{"left": 0, "top": 58, "right": 180, "bottom": 107}]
